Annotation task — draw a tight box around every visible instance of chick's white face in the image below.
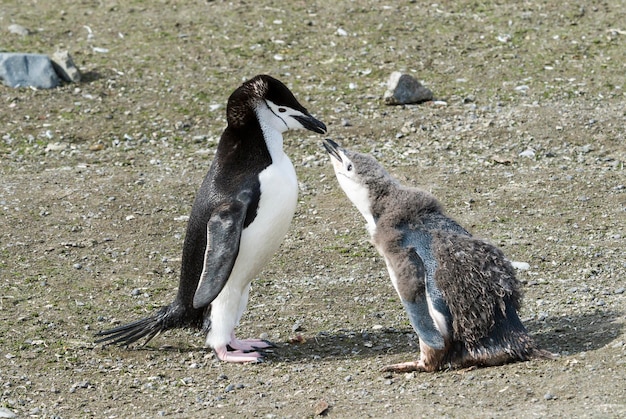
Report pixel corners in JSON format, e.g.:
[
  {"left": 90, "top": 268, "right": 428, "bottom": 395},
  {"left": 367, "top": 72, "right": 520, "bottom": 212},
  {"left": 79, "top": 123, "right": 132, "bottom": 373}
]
[
  {"left": 263, "top": 99, "right": 309, "bottom": 133},
  {"left": 329, "top": 150, "right": 376, "bottom": 230}
]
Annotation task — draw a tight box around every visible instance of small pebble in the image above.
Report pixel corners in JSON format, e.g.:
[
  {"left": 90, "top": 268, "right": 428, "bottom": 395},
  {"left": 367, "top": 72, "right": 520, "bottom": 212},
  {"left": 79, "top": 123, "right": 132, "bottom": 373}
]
[
  {"left": 0, "top": 407, "right": 17, "bottom": 418},
  {"left": 69, "top": 380, "right": 90, "bottom": 393},
  {"left": 510, "top": 261, "right": 530, "bottom": 270},
  {"left": 8, "top": 24, "right": 29, "bottom": 36},
  {"left": 292, "top": 320, "right": 304, "bottom": 332},
  {"left": 314, "top": 400, "right": 330, "bottom": 416},
  {"left": 544, "top": 393, "right": 557, "bottom": 400}
]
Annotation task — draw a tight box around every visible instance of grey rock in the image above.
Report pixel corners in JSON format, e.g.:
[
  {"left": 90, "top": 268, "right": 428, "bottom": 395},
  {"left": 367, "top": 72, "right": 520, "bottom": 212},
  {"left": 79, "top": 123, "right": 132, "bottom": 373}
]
[
  {"left": 69, "top": 380, "right": 91, "bottom": 393},
  {"left": 0, "top": 407, "right": 17, "bottom": 419},
  {"left": 0, "top": 53, "right": 60, "bottom": 88},
  {"left": 8, "top": 24, "right": 29, "bottom": 36},
  {"left": 51, "top": 50, "right": 81, "bottom": 82},
  {"left": 384, "top": 72, "right": 433, "bottom": 105},
  {"left": 292, "top": 319, "right": 304, "bottom": 332}
]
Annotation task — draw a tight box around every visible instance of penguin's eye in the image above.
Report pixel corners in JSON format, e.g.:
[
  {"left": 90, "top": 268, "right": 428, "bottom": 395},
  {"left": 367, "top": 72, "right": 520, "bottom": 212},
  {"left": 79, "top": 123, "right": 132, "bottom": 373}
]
[
  {"left": 278, "top": 107, "right": 286, "bottom": 113},
  {"left": 346, "top": 163, "right": 353, "bottom": 172}
]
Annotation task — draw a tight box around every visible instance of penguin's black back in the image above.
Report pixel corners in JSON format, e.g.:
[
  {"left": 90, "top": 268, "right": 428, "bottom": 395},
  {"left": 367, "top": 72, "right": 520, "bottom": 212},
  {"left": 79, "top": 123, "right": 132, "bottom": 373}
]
[{"left": 174, "top": 119, "right": 273, "bottom": 315}]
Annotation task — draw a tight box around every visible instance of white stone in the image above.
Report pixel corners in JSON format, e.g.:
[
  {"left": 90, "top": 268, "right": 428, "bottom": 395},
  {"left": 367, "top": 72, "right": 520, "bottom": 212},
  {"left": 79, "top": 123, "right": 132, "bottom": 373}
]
[
  {"left": 51, "top": 50, "right": 81, "bottom": 82},
  {"left": 8, "top": 23, "right": 29, "bottom": 36}
]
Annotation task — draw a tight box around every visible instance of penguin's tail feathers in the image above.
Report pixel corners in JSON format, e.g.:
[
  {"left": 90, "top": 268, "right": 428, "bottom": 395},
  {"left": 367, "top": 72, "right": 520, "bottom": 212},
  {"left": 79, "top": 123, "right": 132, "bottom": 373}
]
[{"left": 95, "top": 305, "right": 182, "bottom": 347}]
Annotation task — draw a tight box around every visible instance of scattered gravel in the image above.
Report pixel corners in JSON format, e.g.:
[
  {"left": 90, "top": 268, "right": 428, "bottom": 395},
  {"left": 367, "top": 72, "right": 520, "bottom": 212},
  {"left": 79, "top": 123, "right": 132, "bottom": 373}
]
[{"left": 0, "top": 1, "right": 624, "bottom": 418}]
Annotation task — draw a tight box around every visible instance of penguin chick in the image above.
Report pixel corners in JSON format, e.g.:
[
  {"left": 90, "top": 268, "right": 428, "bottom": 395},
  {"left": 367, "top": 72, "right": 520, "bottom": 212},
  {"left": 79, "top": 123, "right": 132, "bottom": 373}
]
[
  {"left": 323, "top": 139, "right": 553, "bottom": 372},
  {"left": 96, "top": 75, "right": 327, "bottom": 363}
]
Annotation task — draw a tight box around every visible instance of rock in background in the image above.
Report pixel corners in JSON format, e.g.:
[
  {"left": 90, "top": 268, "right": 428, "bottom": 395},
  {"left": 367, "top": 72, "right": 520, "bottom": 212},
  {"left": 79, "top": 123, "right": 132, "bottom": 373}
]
[
  {"left": 0, "top": 53, "right": 60, "bottom": 89},
  {"left": 51, "top": 50, "right": 81, "bottom": 83},
  {"left": 0, "top": 50, "right": 81, "bottom": 89},
  {"left": 7, "top": 23, "right": 30, "bottom": 36},
  {"left": 383, "top": 72, "right": 434, "bottom": 105}
]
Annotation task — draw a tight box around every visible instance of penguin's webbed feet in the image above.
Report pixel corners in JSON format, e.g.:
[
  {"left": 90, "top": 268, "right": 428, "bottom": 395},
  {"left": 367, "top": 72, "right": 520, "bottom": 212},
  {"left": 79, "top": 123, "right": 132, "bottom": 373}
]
[
  {"left": 228, "top": 337, "right": 275, "bottom": 352},
  {"left": 215, "top": 345, "right": 265, "bottom": 363},
  {"left": 213, "top": 337, "right": 275, "bottom": 363},
  {"left": 381, "top": 360, "right": 428, "bottom": 373}
]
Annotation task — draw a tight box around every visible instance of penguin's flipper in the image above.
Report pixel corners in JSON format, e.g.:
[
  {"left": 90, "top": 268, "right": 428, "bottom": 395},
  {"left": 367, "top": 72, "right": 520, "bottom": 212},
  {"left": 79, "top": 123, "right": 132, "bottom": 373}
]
[
  {"left": 192, "top": 198, "right": 249, "bottom": 309},
  {"left": 401, "top": 296, "right": 445, "bottom": 350},
  {"left": 399, "top": 228, "right": 453, "bottom": 347}
]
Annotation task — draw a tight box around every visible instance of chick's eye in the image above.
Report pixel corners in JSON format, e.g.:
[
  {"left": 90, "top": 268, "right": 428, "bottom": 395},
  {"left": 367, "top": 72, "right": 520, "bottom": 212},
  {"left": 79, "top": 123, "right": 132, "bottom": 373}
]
[
  {"left": 278, "top": 107, "right": 286, "bottom": 113},
  {"left": 346, "top": 163, "right": 353, "bottom": 172}
]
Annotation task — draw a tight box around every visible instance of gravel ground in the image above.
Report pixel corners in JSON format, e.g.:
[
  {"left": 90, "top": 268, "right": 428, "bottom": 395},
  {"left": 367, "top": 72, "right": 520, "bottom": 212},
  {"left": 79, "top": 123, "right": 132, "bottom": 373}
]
[{"left": 1, "top": 1, "right": 624, "bottom": 418}]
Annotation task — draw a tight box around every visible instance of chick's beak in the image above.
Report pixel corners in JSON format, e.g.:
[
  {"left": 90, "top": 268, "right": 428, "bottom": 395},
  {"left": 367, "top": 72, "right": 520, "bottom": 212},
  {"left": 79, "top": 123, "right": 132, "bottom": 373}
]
[{"left": 323, "top": 138, "right": 343, "bottom": 162}]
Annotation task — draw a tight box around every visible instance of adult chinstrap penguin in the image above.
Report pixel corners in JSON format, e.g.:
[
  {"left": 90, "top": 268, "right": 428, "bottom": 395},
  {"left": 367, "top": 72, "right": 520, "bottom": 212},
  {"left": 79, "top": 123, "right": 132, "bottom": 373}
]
[
  {"left": 323, "top": 139, "right": 553, "bottom": 372},
  {"left": 96, "top": 75, "right": 327, "bottom": 363}
]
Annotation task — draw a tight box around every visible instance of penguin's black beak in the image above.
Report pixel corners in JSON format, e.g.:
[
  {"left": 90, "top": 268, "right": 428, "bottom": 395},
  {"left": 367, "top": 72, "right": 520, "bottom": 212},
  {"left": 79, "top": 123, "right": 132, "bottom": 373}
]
[
  {"left": 294, "top": 114, "right": 327, "bottom": 134},
  {"left": 323, "top": 138, "right": 343, "bottom": 162}
]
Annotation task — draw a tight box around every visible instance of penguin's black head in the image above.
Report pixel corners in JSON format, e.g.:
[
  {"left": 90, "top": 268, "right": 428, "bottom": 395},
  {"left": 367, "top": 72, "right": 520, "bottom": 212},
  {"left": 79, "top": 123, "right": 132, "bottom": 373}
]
[{"left": 227, "top": 75, "right": 327, "bottom": 134}]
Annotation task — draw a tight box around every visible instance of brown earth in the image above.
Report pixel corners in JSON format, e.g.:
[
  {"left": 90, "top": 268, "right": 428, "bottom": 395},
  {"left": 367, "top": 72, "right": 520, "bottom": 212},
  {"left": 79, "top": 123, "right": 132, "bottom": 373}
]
[{"left": 1, "top": 1, "right": 624, "bottom": 418}]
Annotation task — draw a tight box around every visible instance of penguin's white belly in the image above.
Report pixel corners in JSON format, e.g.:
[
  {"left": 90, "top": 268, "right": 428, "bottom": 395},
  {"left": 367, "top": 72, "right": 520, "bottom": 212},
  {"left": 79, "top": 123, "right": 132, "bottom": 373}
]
[
  {"left": 382, "top": 256, "right": 404, "bottom": 302},
  {"left": 206, "top": 156, "right": 297, "bottom": 348},
  {"left": 236, "top": 156, "right": 298, "bottom": 277}
]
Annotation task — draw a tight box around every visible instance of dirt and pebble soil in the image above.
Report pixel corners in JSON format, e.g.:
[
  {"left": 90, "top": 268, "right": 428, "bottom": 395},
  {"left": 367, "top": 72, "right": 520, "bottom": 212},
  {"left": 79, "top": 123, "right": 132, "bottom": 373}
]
[{"left": 1, "top": 1, "right": 625, "bottom": 418}]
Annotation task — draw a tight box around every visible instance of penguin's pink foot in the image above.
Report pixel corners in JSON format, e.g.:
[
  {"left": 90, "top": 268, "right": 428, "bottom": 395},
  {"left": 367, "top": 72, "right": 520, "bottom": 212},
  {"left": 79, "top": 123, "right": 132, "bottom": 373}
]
[
  {"left": 229, "top": 338, "right": 274, "bottom": 351},
  {"left": 381, "top": 360, "right": 427, "bottom": 373},
  {"left": 228, "top": 332, "right": 274, "bottom": 351},
  {"left": 214, "top": 345, "right": 263, "bottom": 363}
]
